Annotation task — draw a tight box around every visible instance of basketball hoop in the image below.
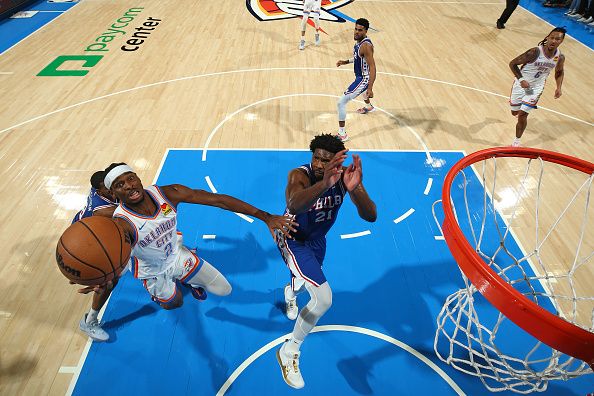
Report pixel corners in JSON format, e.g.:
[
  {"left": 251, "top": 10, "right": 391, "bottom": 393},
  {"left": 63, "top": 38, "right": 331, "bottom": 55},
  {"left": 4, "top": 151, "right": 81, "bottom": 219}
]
[{"left": 434, "top": 147, "right": 594, "bottom": 393}]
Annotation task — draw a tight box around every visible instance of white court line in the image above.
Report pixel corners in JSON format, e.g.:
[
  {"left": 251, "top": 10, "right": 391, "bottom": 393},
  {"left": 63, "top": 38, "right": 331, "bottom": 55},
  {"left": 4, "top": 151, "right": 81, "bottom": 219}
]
[
  {"left": 34, "top": 10, "right": 66, "bottom": 12},
  {"left": 215, "top": 325, "right": 465, "bottom": 396},
  {"left": 435, "top": 235, "right": 445, "bottom": 240},
  {"left": 0, "top": 72, "right": 14, "bottom": 75},
  {"left": 201, "top": 93, "right": 432, "bottom": 162},
  {"left": 361, "top": 0, "right": 499, "bottom": 3},
  {"left": 424, "top": 178, "right": 434, "bottom": 195},
  {"left": 58, "top": 366, "right": 76, "bottom": 374},
  {"left": 204, "top": 176, "right": 254, "bottom": 223},
  {"left": 2, "top": 67, "right": 591, "bottom": 137},
  {"left": 202, "top": 234, "right": 216, "bottom": 239},
  {"left": 394, "top": 208, "right": 415, "bottom": 224},
  {"left": 340, "top": 230, "right": 371, "bottom": 239}
]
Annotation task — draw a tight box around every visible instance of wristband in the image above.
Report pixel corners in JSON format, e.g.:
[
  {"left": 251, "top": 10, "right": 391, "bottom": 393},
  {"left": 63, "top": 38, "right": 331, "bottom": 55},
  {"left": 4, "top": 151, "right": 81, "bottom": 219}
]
[{"left": 347, "top": 58, "right": 354, "bottom": 64}]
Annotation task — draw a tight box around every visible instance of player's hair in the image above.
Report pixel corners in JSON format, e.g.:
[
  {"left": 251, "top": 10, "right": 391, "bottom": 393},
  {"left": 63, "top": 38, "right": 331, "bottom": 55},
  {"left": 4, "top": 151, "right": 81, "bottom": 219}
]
[
  {"left": 539, "top": 27, "right": 566, "bottom": 46},
  {"left": 309, "top": 133, "right": 346, "bottom": 154},
  {"left": 90, "top": 171, "right": 106, "bottom": 189},
  {"left": 104, "top": 162, "right": 128, "bottom": 174},
  {"left": 355, "top": 18, "right": 370, "bottom": 30}
]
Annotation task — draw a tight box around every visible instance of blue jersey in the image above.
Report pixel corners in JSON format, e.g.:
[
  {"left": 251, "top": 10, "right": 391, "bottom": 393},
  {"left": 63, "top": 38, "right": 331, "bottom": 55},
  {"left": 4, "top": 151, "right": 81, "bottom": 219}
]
[
  {"left": 72, "top": 188, "right": 117, "bottom": 224},
  {"left": 353, "top": 37, "right": 373, "bottom": 78},
  {"left": 287, "top": 164, "right": 347, "bottom": 241}
]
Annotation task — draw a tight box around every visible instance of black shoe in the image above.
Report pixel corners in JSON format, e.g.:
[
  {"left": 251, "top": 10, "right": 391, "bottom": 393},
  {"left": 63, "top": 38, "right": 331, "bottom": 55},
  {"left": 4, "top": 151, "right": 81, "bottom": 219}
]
[{"left": 496, "top": 20, "right": 505, "bottom": 29}]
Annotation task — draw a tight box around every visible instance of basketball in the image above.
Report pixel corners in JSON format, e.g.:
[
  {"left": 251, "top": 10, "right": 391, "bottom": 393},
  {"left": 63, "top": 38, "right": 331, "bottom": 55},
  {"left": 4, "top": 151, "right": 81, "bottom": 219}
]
[{"left": 56, "top": 216, "right": 131, "bottom": 286}]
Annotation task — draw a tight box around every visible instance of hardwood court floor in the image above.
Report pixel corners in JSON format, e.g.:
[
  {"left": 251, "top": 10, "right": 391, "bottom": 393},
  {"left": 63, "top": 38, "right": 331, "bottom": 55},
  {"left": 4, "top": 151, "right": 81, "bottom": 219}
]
[{"left": 0, "top": 0, "right": 592, "bottom": 394}]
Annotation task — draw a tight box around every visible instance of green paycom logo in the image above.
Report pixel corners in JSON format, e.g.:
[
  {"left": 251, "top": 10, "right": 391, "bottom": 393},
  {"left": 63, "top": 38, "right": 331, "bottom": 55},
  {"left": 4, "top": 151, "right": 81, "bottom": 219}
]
[{"left": 38, "top": 7, "right": 145, "bottom": 77}]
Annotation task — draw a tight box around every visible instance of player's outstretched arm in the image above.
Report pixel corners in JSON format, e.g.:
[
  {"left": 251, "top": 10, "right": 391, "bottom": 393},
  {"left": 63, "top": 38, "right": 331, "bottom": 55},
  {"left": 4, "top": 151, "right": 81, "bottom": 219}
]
[
  {"left": 344, "top": 154, "right": 377, "bottom": 222},
  {"left": 286, "top": 150, "right": 348, "bottom": 214},
  {"left": 161, "top": 184, "right": 298, "bottom": 238}
]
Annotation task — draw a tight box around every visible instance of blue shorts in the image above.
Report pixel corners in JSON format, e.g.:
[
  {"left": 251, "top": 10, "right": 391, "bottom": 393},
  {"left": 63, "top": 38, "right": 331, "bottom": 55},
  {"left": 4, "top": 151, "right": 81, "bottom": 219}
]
[
  {"left": 276, "top": 233, "right": 327, "bottom": 290},
  {"left": 344, "top": 76, "right": 369, "bottom": 97}
]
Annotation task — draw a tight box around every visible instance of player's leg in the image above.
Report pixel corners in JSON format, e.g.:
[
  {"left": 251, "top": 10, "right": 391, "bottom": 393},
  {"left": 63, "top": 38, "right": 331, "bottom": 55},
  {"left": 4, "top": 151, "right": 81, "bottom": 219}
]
[
  {"left": 79, "top": 278, "right": 118, "bottom": 341},
  {"left": 143, "top": 273, "right": 184, "bottom": 310},
  {"left": 513, "top": 87, "right": 540, "bottom": 146},
  {"left": 356, "top": 90, "right": 375, "bottom": 114},
  {"left": 276, "top": 232, "right": 307, "bottom": 320},
  {"left": 313, "top": 1, "right": 321, "bottom": 45},
  {"left": 179, "top": 248, "right": 232, "bottom": 297},
  {"left": 276, "top": 238, "right": 329, "bottom": 389},
  {"left": 337, "top": 77, "right": 368, "bottom": 141},
  {"left": 300, "top": 1, "right": 313, "bottom": 50},
  {"left": 509, "top": 81, "right": 524, "bottom": 145}
]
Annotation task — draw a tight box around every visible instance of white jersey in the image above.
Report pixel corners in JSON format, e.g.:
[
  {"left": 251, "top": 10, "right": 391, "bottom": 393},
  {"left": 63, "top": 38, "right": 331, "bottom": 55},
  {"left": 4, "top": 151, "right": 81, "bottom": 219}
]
[
  {"left": 113, "top": 185, "right": 179, "bottom": 279},
  {"left": 520, "top": 45, "right": 561, "bottom": 87}
]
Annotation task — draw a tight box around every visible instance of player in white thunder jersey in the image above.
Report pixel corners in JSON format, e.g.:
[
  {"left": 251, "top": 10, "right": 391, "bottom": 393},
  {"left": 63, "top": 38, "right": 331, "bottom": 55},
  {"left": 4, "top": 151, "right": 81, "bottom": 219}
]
[
  {"left": 104, "top": 163, "right": 298, "bottom": 310},
  {"left": 508, "top": 27, "right": 566, "bottom": 147},
  {"left": 299, "top": 0, "right": 322, "bottom": 50},
  {"left": 336, "top": 18, "right": 376, "bottom": 142}
]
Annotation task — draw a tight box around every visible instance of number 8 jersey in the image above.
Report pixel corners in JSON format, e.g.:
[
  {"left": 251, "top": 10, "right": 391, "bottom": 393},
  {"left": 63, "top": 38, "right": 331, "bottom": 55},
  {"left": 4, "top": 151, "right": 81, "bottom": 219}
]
[
  {"left": 113, "top": 185, "right": 180, "bottom": 278},
  {"left": 286, "top": 164, "right": 347, "bottom": 241}
]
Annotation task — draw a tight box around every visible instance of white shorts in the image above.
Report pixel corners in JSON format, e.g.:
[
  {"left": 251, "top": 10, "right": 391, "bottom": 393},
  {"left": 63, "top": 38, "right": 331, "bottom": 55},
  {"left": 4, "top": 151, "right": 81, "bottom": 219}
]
[
  {"left": 140, "top": 246, "right": 204, "bottom": 303},
  {"left": 303, "top": 0, "right": 321, "bottom": 13},
  {"left": 509, "top": 81, "right": 544, "bottom": 113}
]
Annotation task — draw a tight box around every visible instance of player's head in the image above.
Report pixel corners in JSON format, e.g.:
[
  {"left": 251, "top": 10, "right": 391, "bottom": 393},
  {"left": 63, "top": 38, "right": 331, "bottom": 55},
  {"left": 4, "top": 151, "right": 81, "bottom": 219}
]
[
  {"left": 309, "top": 134, "right": 346, "bottom": 181},
  {"left": 539, "top": 27, "right": 566, "bottom": 50},
  {"left": 90, "top": 170, "right": 114, "bottom": 200},
  {"left": 354, "top": 18, "right": 369, "bottom": 41},
  {"left": 104, "top": 162, "right": 144, "bottom": 204}
]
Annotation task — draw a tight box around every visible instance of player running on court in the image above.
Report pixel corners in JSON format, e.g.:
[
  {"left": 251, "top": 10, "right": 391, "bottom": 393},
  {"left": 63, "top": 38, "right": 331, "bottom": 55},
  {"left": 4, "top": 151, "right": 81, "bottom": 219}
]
[
  {"left": 275, "top": 134, "right": 376, "bottom": 389},
  {"left": 336, "top": 18, "right": 376, "bottom": 142},
  {"left": 299, "top": 0, "right": 322, "bottom": 50},
  {"left": 104, "top": 163, "right": 298, "bottom": 310},
  {"left": 508, "top": 27, "right": 566, "bottom": 147}
]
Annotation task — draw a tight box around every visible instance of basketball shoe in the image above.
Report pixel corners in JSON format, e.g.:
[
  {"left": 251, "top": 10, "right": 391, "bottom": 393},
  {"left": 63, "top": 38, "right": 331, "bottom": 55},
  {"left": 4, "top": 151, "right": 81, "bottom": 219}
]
[
  {"left": 315, "top": 33, "right": 320, "bottom": 46},
  {"left": 284, "top": 285, "right": 298, "bottom": 320},
  {"left": 337, "top": 131, "right": 349, "bottom": 142},
  {"left": 299, "top": 39, "right": 305, "bottom": 50},
  {"left": 277, "top": 341, "right": 305, "bottom": 389},
  {"left": 511, "top": 138, "right": 521, "bottom": 147},
  {"left": 79, "top": 313, "right": 109, "bottom": 342}
]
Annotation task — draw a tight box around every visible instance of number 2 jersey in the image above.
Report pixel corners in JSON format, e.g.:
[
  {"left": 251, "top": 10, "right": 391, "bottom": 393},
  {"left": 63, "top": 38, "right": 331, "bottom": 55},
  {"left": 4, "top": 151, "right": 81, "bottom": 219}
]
[
  {"left": 286, "top": 164, "right": 347, "bottom": 241},
  {"left": 112, "top": 185, "right": 180, "bottom": 279}
]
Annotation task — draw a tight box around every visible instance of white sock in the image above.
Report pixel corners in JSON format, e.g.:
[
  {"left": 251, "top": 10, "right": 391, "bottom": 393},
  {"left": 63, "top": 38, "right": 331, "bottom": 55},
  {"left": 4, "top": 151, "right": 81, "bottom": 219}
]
[
  {"left": 284, "top": 337, "right": 302, "bottom": 354},
  {"left": 338, "top": 127, "right": 346, "bottom": 135},
  {"left": 87, "top": 308, "right": 99, "bottom": 324}
]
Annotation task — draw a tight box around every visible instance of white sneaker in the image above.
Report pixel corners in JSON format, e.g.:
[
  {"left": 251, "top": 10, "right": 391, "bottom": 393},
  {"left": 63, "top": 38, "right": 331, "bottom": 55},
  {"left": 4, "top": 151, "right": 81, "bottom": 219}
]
[
  {"left": 315, "top": 34, "right": 320, "bottom": 46},
  {"left": 583, "top": 16, "right": 593, "bottom": 23},
  {"left": 337, "top": 131, "right": 349, "bottom": 142},
  {"left": 511, "top": 138, "right": 521, "bottom": 147},
  {"left": 284, "top": 285, "right": 298, "bottom": 320},
  {"left": 276, "top": 342, "right": 305, "bottom": 389},
  {"left": 299, "top": 40, "right": 305, "bottom": 50},
  {"left": 79, "top": 313, "right": 109, "bottom": 342}
]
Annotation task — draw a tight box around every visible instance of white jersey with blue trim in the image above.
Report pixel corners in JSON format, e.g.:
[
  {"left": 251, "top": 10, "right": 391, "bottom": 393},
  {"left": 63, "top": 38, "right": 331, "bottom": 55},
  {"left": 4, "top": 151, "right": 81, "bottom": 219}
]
[
  {"left": 113, "top": 185, "right": 179, "bottom": 279},
  {"left": 353, "top": 37, "right": 373, "bottom": 78},
  {"left": 520, "top": 45, "right": 560, "bottom": 87}
]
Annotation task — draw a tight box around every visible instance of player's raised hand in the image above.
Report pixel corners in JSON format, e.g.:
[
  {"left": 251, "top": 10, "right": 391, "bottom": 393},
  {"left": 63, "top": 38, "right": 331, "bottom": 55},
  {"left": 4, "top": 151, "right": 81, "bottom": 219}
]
[
  {"left": 343, "top": 154, "right": 363, "bottom": 191},
  {"left": 323, "top": 149, "right": 348, "bottom": 188},
  {"left": 264, "top": 214, "right": 299, "bottom": 239}
]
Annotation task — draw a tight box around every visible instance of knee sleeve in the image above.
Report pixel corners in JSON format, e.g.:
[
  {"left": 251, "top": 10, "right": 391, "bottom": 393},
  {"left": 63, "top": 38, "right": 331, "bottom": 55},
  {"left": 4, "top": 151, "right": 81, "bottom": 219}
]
[
  {"left": 186, "top": 260, "right": 232, "bottom": 297},
  {"left": 337, "top": 95, "right": 350, "bottom": 121}
]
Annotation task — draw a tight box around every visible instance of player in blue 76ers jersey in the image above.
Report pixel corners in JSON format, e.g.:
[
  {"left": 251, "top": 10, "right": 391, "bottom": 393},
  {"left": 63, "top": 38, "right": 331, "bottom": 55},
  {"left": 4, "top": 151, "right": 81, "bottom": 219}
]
[
  {"left": 275, "top": 134, "right": 377, "bottom": 389},
  {"left": 336, "top": 18, "right": 377, "bottom": 142},
  {"left": 103, "top": 162, "right": 298, "bottom": 311}
]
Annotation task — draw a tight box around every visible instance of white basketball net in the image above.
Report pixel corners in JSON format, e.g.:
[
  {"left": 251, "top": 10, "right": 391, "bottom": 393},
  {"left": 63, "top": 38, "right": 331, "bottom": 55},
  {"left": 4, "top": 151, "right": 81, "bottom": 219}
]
[{"left": 433, "top": 154, "right": 594, "bottom": 393}]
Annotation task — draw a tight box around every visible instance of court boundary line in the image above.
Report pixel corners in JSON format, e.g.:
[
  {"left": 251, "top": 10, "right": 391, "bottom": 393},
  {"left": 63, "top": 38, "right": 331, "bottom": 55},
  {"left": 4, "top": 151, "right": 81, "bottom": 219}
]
[
  {"left": 215, "top": 324, "right": 466, "bottom": 395},
  {"left": 2, "top": 67, "right": 591, "bottom": 138}
]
